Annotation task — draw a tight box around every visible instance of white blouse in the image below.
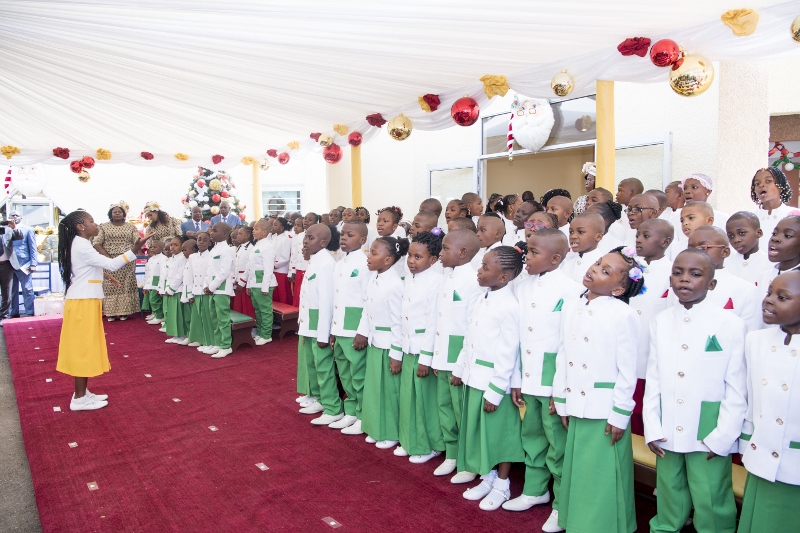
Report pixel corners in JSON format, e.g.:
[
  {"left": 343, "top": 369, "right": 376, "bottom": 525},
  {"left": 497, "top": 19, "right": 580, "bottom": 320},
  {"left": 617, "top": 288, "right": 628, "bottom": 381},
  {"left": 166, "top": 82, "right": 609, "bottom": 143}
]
[
  {"left": 363, "top": 268, "right": 404, "bottom": 360},
  {"left": 400, "top": 267, "right": 441, "bottom": 366},
  {"left": 65, "top": 236, "right": 136, "bottom": 300}
]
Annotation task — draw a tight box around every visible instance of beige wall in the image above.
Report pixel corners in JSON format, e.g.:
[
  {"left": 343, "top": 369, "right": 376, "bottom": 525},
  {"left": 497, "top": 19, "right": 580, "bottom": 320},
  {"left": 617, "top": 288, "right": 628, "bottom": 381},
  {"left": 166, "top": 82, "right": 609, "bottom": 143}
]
[{"left": 485, "top": 146, "right": 594, "bottom": 201}]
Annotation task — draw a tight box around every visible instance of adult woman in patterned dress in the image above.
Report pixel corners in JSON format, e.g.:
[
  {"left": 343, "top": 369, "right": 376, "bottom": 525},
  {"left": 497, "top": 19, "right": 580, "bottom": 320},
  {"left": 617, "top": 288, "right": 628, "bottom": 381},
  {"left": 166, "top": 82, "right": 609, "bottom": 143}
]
[
  {"left": 93, "top": 201, "right": 141, "bottom": 321},
  {"left": 142, "top": 200, "right": 183, "bottom": 242}
]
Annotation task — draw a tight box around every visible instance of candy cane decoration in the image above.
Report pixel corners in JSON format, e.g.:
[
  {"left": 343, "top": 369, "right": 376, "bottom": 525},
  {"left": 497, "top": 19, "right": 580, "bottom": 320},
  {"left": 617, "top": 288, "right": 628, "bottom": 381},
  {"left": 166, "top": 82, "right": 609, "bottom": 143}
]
[
  {"left": 4, "top": 168, "right": 10, "bottom": 194},
  {"left": 507, "top": 113, "right": 514, "bottom": 161}
]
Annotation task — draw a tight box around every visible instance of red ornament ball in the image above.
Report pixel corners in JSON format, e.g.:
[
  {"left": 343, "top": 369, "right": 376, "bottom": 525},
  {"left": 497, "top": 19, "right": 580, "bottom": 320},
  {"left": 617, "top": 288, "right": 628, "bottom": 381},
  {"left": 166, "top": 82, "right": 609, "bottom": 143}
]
[
  {"left": 238, "top": 213, "right": 246, "bottom": 221},
  {"left": 323, "top": 143, "right": 342, "bottom": 164},
  {"left": 81, "top": 156, "right": 96, "bottom": 169},
  {"left": 69, "top": 160, "right": 83, "bottom": 173},
  {"left": 451, "top": 96, "right": 480, "bottom": 127},
  {"left": 650, "top": 39, "right": 680, "bottom": 67},
  {"left": 278, "top": 152, "right": 290, "bottom": 165},
  {"left": 348, "top": 132, "right": 363, "bottom": 147},
  {"left": 220, "top": 190, "right": 229, "bottom": 198},
  {"left": 212, "top": 194, "right": 221, "bottom": 203}
]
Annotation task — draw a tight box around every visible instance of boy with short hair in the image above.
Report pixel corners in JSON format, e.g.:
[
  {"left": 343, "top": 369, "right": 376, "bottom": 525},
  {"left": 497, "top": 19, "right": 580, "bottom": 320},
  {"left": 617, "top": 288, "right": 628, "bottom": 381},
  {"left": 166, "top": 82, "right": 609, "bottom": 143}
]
[
  {"left": 644, "top": 249, "right": 747, "bottom": 533},
  {"left": 470, "top": 214, "right": 505, "bottom": 270},
  {"left": 246, "top": 219, "right": 276, "bottom": 346},
  {"left": 462, "top": 193, "right": 483, "bottom": 225},
  {"left": 611, "top": 177, "right": 644, "bottom": 243},
  {"left": 624, "top": 193, "right": 660, "bottom": 248},
  {"left": 561, "top": 212, "right": 605, "bottom": 284},
  {"left": 203, "top": 223, "right": 236, "bottom": 358},
  {"left": 144, "top": 240, "right": 165, "bottom": 325},
  {"left": 447, "top": 217, "right": 477, "bottom": 233},
  {"left": 545, "top": 196, "right": 573, "bottom": 239},
  {"left": 670, "top": 200, "right": 715, "bottom": 260},
  {"left": 725, "top": 211, "right": 770, "bottom": 285},
  {"left": 662, "top": 181, "right": 684, "bottom": 221}
]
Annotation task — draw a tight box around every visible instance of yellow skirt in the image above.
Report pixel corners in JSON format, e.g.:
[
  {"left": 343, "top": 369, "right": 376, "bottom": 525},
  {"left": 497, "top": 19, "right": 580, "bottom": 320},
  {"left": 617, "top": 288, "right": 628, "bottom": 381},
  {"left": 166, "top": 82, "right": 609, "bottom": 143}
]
[{"left": 56, "top": 299, "right": 111, "bottom": 378}]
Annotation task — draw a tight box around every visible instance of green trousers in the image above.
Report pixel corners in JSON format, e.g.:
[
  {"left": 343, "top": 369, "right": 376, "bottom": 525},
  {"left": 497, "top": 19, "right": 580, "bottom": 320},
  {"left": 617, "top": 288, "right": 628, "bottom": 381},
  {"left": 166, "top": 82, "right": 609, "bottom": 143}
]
[
  {"left": 436, "top": 369, "right": 463, "bottom": 460},
  {"left": 210, "top": 294, "right": 232, "bottom": 349},
  {"left": 297, "top": 336, "right": 316, "bottom": 396},
  {"left": 399, "top": 354, "right": 444, "bottom": 455},
  {"left": 521, "top": 394, "right": 567, "bottom": 507},
  {"left": 141, "top": 290, "right": 151, "bottom": 312},
  {"left": 164, "top": 294, "right": 187, "bottom": 337},
  {"left": 250, "top": 288, "right": 274, "bottom": 340},
  {"left": 649, "top": 450, "right": 736, "bottom": 533},
  {"left": 738, "top": 473, "right": 800, "bottom": 533},
  {"left": 311, "top": 340, "right": 342, "bottom": 416},
  {"left": 188, "top": 297, "right": 207, "bottom": 345},
  {"left": 333, "top": 336, "right": 366, "bottom": 418},
  {"left": 148, "top": 291, "right": 163, "bottom": 319}
]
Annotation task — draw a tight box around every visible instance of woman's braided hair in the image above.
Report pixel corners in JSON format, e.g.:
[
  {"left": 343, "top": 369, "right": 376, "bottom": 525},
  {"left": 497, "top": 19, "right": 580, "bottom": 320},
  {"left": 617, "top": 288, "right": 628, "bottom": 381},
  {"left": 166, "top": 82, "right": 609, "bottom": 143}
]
[{"left": 58, "top": 210, "right": 88, "bottom": 294}]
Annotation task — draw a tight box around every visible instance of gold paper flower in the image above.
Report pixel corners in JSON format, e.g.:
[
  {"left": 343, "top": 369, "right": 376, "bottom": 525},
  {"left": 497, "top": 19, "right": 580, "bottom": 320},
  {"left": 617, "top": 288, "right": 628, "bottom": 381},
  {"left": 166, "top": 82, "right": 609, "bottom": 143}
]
[
  {"left": 333, "top": 124, "right": 349, "bottom": 136},
  {"left": 209, "top": 178, "right": 222, "bottom": 191},
  {"left": 1, "top": 145, "right": 20, "bottom": 159},
  {"left": 418, "top": 96, "right": 432, "bottom": 113},
  {"left": 96, "top": 147, "right": 112, "bottom": 160},
  {"left": 287, "top": 141, "right": 300, "bottom": 150},
  {"left": 241, "top": 156, "right": 256, "bottom": 165},
  {"left": 721, "top": 8, "right": 759, "bottom": 36},
  {"left": 480, "top": 75, "right": 509, "bottom": 99},
  {"left": 174, "top": 153, "right": 190, "bottom": 161}
]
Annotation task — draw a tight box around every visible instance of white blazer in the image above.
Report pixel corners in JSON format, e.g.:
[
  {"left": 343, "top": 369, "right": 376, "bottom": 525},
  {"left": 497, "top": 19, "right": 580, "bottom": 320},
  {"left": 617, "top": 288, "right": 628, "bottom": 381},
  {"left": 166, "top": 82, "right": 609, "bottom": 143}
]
[
  {"left": 363, "top": 268, "right": 404, "bottom": 360},
  {"left": 512, "top": 269, "right": 583, "bottom": 397},
  {"left": 643, "top": 300, "right": 747, "bottom": 455},
  {"left": 143, "top": 254, "right": 164, "bottom": 291},
  {"left": 181, "top": 255, "right": 193, "bottom": 303},
  {"left": 560, "top": 246, "right": 604, "bottom": 285},
  {"left": 158, "top": 256, "right": 171, "bottom": 295},
  {"left": 608, "top": 217, "right": 633, "bottom": 245},
  {"left": 165, "top": 254, "right": 186, "bottom": 296},
  {"left": 553, "top": 295, "right": 640, "bottom": 430},
  {"left": 204, "top": 242, "right": 235, "bottom": 296},
  {"left": 297, "top": 250, "right": 335, "bottom": 343},
  {"left": 245, "top": 238, "right": 277, "bottom": 291},
  {"left": 189, "top": 250, "right": 211, "bottom": 297},
  {"left": 741, "top": 327, "right": 800, "bottom": 485},
  {"left": 452, "top": 284, "right": 520, "bottom": 406},
  {"left": 64, "top": 236, "right": 136, "bottom": 300},
  {"left": 234, "top": 242, "right": 251, "bottom": 287},
  {"left": 331, "top": 250, "right": 370, "bottom": 338},
  {"left": 432, "top": 263, "right": 482, "bottom": 373},
  {"left": 630, "top": 257, "right": 672, "bottom": 378},
  {"left": 272, "top": 232, "right": 292, "bottom": 274},
  {"left": 470, "top": 241, "right": 501, "bottom": 271},
  {"left": 756, "top": 203, "right": 794, "bottom": 251},
  {"left": 289, "top": 231, "right": 309, "bottom": 274},
  {"left": 400, "top": 267, "right": 441, "bottom": 366},
  {"left": 727, "top": 249, "right": 771, "bottom": 286}
]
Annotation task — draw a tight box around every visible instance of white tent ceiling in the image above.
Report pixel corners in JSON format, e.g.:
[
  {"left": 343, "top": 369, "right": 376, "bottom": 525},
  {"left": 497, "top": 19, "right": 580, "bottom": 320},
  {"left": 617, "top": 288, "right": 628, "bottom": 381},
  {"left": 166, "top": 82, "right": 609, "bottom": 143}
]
[{"left": 1, "top": 0, "right": 798, "bottom": 161}]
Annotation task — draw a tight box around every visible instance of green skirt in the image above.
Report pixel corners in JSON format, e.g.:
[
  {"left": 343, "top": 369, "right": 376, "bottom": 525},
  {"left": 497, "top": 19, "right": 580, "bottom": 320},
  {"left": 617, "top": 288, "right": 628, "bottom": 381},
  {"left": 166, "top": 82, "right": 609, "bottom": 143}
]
[
  {"left": 164, "top": 294, "right": 187, "bottom": 337},
  {"left": 361, "top": 345, "right": 400, "bottom": 441},
  {"left": 738, "top": 473, "right": 800, "bottom": 532},
  {"left": 296, "top": 336, "right": 310, "bottom": 395},
  {"left": 398, "top": 353, "right": 444, "bottom": 455},
  {"left": 559, "top": 417, "right": 636, "bottom": 533},
  {"left": 456, "top": 385, "right": 524, "bottom": 475}
]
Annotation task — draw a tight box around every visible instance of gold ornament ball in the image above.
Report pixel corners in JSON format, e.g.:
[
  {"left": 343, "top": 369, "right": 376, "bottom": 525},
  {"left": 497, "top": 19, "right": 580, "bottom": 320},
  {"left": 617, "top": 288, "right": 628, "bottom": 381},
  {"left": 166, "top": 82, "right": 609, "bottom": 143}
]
[
  {"left": 792, "top": 15, "right": 800, "bottom": 43},
  {"left": 258, "top": 158, "right": 270, "bottom": 171},
  {"left": 210, "top": 206, "right": 220, "bottom": 215},
  {"left": 669, "top": 54, "right": 715, "bottom": 97},
  {"left": 209, "top": 178, "right": 222, "bottom": 191},
  {"left": 318, "top": 134, "right": 333, "bottom": 147},
  {"left": 551, "top": 69, "right": 574, "bottom": 97},
  {"left": 78, "top": 169, "right": 90, "bottom": 183},
  {"left": 387, "top": 113, "right": 413, "bottom": 141}
]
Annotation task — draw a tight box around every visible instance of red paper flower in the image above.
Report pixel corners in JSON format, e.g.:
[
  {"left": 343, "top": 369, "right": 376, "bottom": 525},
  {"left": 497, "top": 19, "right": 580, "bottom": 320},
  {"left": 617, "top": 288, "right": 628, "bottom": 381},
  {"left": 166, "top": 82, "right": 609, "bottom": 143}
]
[
  {"left": 422, "top": 94, "right": 441, "bottom": 112},
  {"left": 69, "top": 160, "right": 83, "bottom": 173},
  {"left": 366, "top": 113, "right": 386, "bottom": 128},
  {"left": 617, "top": 37, "right": 652, "bottom": 57},
  {"left": 212, "top": 154, "right": 224, "bottom": 164},
  {"left": 81, "top": 156, "right": 95, "bottom": 169},
  {"left": 140, "top": 151, "right": 154, "bottom": 160},
  {"left": 212, "top": 194, "right": 221, "bottom": 203},
  {"left": 220, "top": 190, "right": 229, "bottom": 198},
  {"left": 52, "top": 147, "right": 70, "bottom": 159},
  {"left": 266, "top": 149, "right": 278, "bottom": 158},
  {"left": 310, "top": 133, "right": 321, "bottom": 141}
]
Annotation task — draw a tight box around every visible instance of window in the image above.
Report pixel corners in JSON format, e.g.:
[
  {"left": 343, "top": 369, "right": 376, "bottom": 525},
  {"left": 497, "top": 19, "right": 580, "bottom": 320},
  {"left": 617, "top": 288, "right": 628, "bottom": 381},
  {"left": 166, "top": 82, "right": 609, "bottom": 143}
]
[{"left": 262, "top": 189, "right": 301, "bottom": 216}]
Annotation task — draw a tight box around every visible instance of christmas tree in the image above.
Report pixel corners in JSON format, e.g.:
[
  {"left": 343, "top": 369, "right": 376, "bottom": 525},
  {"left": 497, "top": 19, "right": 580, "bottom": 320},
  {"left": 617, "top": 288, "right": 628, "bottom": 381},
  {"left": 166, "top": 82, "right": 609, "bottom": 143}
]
[{"left": 182, "top": 167, "right": 246, "bottom": 222}]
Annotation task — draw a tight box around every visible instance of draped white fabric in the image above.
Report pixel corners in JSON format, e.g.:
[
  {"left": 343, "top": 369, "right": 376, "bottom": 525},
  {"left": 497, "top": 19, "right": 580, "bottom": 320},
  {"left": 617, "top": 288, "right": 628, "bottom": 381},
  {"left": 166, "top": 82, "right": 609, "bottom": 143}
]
[{"left": 1, "top": 0, "right": 799, "bottom": 167}]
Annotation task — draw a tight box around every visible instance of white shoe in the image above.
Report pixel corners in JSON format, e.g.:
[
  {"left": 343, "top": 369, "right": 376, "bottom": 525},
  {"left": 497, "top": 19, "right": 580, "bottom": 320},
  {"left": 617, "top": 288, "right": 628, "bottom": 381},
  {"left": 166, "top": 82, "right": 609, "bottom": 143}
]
[
  {"left": 393, "top": 445, "right": 409, "bottom": 457},
  {"left": 295, "top": 395, "right": 309, "bottom": 404},
  {"left": 311, "top": 412, "right": 344, "bottom": 426},
  {"left": 145, "top": 314, "right": 155, "bottom": 320},
  {"left": 147, "top": 318, "right": 163, "bottom": 325},
  {"left": 119, "top": 315, "right": 128, "bottom": 321},
  {"left": 328, "top": 415, "right": 357, "bottom": 429},
  {"left": 365, "top": 435, "right": 377, "bottom": 444},
  {"left": 254, "top": 336, "right": 272, "bottom": 346},
  {"left": 434, "top": 458, "right": 457, "bottom": 476},
  {"left": 188, "top": 342, "right": 201, "bottom": 347},
  {"left": 409, "top": 450, "right": 441, "bottom": 464},
  {"left": 107, "top": 316, "right": 116, "bottom": 322},
  {"left": 299, "top": 397, "right": 317, "bottom": 408},
  {"left": 70, "top": 394, "right": 108, "bottom": 411},
  {"left": 375, "top": 440, "right": 399, "bottom": 449},
  {"left": 542, "top": 509, "right": 564, "bottom": 532},
  {"left": 177, "top": 337, "right": 190, "bottom": 345},
  {"left": 211, "top": 347, "right": 233, "bottom": 358},
  {"left": 451, "top": 471, "right": 478, "bottom": 484},
  {"left": 165, "top": 337, "right": 177, "bottom": 343},
  {"left": 205, "top": 346, "right": 220, "bottom": 355},
  {"left": 463, "top": 471, "right": 497, "bottom": 500},
  {"left": 198, "top": 346, "right": 209, "bottom": 352},
  {"left": 502, "top": 492, "right": 550, "bottom": 511},
  {"left": 341, "top": 419, "right": 364, "bottom": 435},
  {"left": 479, "top": 478, "right": 510, "bottom": 511},
  {"left": 298, "top": 401, "right": 325, "bottom": 415},
  {"left": 85, "top": 389, "right": 108, "bottom": 401}
]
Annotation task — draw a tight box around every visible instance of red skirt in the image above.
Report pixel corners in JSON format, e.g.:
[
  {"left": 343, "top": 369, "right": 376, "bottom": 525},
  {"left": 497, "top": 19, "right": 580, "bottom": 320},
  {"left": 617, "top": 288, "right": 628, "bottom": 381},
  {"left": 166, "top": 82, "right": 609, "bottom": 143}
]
[
  {"left": 273, "top": 272, "right": 292, "bottom": 304},
  {"left": 292, "top": 270, "right": 305, "bottom": 307},
  {"left": 231, "top": 289, "right": 256, "bottom": 318},
  {"left": 631, "top": 378, "right": 645, "bottom": 436}
]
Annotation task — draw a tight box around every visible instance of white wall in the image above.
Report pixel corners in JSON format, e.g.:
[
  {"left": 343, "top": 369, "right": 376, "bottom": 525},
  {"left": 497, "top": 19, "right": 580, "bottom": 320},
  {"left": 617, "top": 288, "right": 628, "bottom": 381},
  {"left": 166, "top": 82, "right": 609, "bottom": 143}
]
[{"left": 769, "top": 56, "right": 800, "bottom": 115}]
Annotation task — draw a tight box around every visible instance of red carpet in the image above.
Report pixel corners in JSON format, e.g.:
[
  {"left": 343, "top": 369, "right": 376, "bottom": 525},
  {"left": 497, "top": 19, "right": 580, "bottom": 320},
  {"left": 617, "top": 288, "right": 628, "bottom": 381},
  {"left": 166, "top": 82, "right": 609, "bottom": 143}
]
[{"left": 5, "top": 315, "right": 657, "bottom": 532}]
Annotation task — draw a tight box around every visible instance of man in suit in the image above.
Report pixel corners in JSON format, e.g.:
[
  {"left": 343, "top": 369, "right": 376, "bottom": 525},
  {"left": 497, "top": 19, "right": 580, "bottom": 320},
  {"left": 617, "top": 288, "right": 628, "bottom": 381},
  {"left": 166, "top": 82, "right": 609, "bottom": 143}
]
[
  {"left": 209, "top": 201, "right": 242, "bottom": 227},
  {"left": 0, "top": 216, "right": 23, "bottom": 325},
  {"left": 180, "top": 206, "right": 211, "bottom": 236},
  {"left": 9, "top": 211, "right": 38, "bottom": 318}
]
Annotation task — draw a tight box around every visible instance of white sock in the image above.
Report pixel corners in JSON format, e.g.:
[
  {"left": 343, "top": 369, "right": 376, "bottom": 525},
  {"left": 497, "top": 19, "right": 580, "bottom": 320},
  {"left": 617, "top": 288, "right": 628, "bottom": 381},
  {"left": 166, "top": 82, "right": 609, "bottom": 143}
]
[{"left": 493, "top": 477, "right": 510, "bottom": 490}]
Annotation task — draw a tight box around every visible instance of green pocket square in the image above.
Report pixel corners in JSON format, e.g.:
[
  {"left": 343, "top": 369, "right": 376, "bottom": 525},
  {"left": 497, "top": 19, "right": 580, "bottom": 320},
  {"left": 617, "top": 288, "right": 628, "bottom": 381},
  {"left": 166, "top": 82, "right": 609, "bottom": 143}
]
[
  {"left": 552, "top": 298, "right": 564, "bottom": 312},
  {"left": 307, "top": 273, "right": 316, "bottom": 280},
  {"left": 705, "top": 335, "right": 723, "bottom": 352},
  {"left": 453, "top": 290, "right": 462, "bottom": 302},
  {"left": 350, "top": 269, "right": 359, "bottom": 277}
]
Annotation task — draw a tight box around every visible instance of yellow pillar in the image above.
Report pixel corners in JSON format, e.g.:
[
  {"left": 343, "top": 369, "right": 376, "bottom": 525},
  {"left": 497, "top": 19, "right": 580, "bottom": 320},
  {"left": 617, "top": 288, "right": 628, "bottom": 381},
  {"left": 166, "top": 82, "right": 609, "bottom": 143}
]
[
  {"left": 251, "top": 162, "right": 262, "bottom": 220},
  {"left": 595, "top": 80, "right": 616, "bottom": 191},
  {"left": 351, "top": 145, "right": 362, "bottom": 207}
]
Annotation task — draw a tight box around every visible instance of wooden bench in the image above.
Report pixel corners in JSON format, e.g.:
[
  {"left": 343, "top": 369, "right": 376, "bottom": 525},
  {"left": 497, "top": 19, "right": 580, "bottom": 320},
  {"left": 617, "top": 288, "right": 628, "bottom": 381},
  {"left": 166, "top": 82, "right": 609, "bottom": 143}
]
[
  {"left": 632, "top": 434, "right": 747, "bottom": 501},
  {"left": 230, "top": 311, "right": 256, "bottom": 351},
  {"left": 272, "top": 302, "right": 299, "bottom": 340}
]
